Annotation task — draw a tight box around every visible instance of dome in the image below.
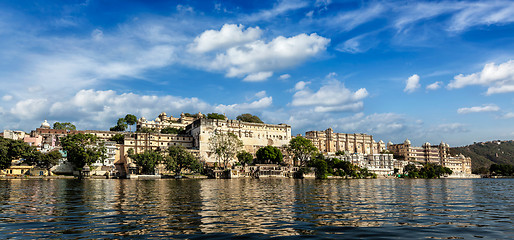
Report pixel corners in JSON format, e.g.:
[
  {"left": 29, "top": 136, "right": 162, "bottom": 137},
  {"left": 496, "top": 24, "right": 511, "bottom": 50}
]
[
  {"left": 404, "top": 139, "right": 411, "bottom": 145},
  {"left": 40, "top": 120, "right": 51, "bottom": 129},
  {"left": 160, "top": 112, "right": 167, "bottom": 117},
  {"left": 387, "top": 141, "right": 393, "bottom": 146},
  {"left": 379, "top": 140, "right": 384, "bottom": 144},
  {"left": 140, "top": 117, "right": 146, "bottom": 122},
  {"left": 197, "top": 112, "right": 203, "bottom": 118},
  {"left": 155, "top": 117, "right": 161, "bottom": 122},
  {"left": 423, "top": 142, "right": 431, "bottom": 147}
]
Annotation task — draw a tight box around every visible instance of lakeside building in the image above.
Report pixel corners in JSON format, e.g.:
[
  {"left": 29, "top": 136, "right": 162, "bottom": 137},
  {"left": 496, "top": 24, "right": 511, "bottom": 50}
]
[
  {"left": 186, "top": 118, "right": 292, "bottom": 166},
  {"left": 338, "top": 153, "right": 409, "bottom": 176},
  {"left": 387, "top": 140, "right": 472, "bottom": 175},
  {"left": 305, "top": 128, "right": 386, "bottom": 155}
]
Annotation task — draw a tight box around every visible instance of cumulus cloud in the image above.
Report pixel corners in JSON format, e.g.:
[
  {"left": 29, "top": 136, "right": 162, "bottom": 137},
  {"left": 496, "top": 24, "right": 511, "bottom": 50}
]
[
  {"left": 254, "top": 91, "right": 267, "bottom": 98},
  {"left": 457, "top": 104, "right": 500, "bottom": 114},
  {"left": 294, "top": 81, "right": 309, "bottom": 91},
  {"left": 291, "top": 80, "right": 368, "bottom": 112},
  {"left": 5, "top": 89, "right": 273, "bottom": 131},
  {"left": 215, "top": 96, "right": 273, "bottom": 116},
  {"left": 448, "top": 60, "right": 514, "bottom": 95},
  {"left": 404, "top": 74, "right": 420, "bottom": 93},
  {"left": 189, "top": 24, "right": 262, "bottom": 53},
  {"left": 279, "top": 74, "right": 291, "bottom": 80},
  {"left": 426, "top": 81, "right": 442, "bottom": 90},
  {"left": 2, "top": 95, "right": 13, "bottom": 101},
  {"left": 210, "top": 33, "right": 329, "bottom": 80}
]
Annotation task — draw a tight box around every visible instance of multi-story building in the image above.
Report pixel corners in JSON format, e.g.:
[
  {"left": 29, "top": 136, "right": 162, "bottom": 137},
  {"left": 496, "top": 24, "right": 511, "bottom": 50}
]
[
  {"left": 136, "top": 112, "right": 203, "bottom": 131},
  {"left": 442, "top": 154, "right": 472, "bottom": 174},
  {"left": 387, "top": 140, "right": 472, "bottom": 174},
  {"left": 305, "top": 128, "right": 386, "bottom": 155},
  {"left": 186, "top": 118, "right": 292, "bottom": 166},
  {"left": 339, "top": 153, "right": 408, "bottom": 176},
  {"left": 387, "top": 140, "right": 449, "bottom": 164}
]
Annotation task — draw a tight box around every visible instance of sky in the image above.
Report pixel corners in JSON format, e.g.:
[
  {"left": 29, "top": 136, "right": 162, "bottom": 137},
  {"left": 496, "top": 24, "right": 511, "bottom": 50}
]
[{"left": 1, "top": 0, "right": 514, "bottom": 147}]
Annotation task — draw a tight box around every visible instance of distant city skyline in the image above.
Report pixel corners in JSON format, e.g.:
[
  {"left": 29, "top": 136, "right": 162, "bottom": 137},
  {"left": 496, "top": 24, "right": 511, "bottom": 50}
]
[{"left": 1, "top": 0, "right": 514, "bottom": 147}]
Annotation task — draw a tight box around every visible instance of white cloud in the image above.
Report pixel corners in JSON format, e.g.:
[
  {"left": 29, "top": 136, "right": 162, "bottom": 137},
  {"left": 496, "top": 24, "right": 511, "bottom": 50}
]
[
  {"left": 215, "top": 96, "right": 273, "bottom": 116},
  {"left": 244, "top": 0, "right": 309, "bottom": 22},
  {"left": 5, "top": 89, "right": 273, "bottom": 131},
  {"left": 211, "top": 33, "right": 330, "bottom": 80},
  {"left": 325, "top": 3, "right": 386, "bottom": 31},
  {"left": 243, "top": 71, "right": 273, "bottom": 82},
  {"left": 294, "top": 81, "right": 309, "bottom": 91},
  {"left": 500, "top": 112, "right": 514, "bottom": 119},
  {"left": 189, "top": 24, "right": 262, "bottom": 53},
  {"left": 404, "top": 74, "right": 420, "bottom": 93},
  {"left": 426, "top": 81, "right": 442, "bottom": 90},
  {"left": 448, "top": 1, "right": 514, "bottom": 32},
  {"left": 2, "top": 95, "right": 13, "bottom": 101},
  {"left": 279, "top": 74, "right": 291, "bottom": 80},
  {"left": 457, "top": 104, "right": 500, "bottom": 114},
  {"left": 255, "top": 91, "right": 267, "bottom": 98},
  {"left": 291, "top": 80, "right": 368, "bottom": 112},
  {"left": 435, "top": 123, "right": 469, "bottom": 133},
  {"left": 91, "top": 29, "right": 103, "bottom": 41},
  {"left": 10, "top": 98, "right": 49, "bottom": 120},
  {"left": 448, "top": 60, "right": 514, "bottom": 95},
  {"left": 176, "top": 4, "right": 194, "bottom": 13}
]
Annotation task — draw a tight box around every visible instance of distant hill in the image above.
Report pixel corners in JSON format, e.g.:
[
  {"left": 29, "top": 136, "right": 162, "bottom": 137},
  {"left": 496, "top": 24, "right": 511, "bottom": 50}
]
[{"left": 450, "top": 140, "right": 514, "bottom": 172}]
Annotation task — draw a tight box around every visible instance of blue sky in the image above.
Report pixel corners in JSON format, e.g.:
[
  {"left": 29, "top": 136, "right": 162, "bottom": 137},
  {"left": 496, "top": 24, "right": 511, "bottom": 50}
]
[{"left": 1, "top": 0, "right": 514, "bottom": 147}]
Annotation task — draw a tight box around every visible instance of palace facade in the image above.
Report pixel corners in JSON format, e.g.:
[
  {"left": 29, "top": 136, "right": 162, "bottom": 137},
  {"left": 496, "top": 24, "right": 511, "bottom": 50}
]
[{"left": 305, "top": 128, "right": 386, "bottom": 155}]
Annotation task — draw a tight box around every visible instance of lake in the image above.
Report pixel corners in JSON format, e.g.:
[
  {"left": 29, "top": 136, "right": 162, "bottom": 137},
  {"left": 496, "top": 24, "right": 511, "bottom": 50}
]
[{"left": 0, "top": 178, "right": 512, "bottom": 239}]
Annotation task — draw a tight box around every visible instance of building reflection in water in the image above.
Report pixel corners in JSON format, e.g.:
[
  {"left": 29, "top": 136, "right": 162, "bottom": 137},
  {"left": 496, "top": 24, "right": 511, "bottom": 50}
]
[{"left": 0, "top": 178, "right": 510, "bottom": 238}]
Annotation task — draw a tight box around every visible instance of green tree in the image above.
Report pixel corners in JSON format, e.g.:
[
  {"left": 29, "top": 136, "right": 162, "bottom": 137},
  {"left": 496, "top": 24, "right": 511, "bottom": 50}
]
[
  {"left": 206, "top": 113, "right": 226, "bottom": 120},
  {"left": 0, "top": 137, "right": 31, "bottom": 170},
  {"left": 60, "top": 133, "right": 105, "bottom": 176},
  {"left": 490, "top": 164, "right": 514, "bottom": 176},
  {"left": 129, "top": 149, "right": 162, "bottom": 175},
  {"left": 311, "top": 154, "right": 328, "bottom": 179},
  {"left": 25, "top": 150, "right": 62, "bottom": 174},
  {"left": 161, "top": 127, "right": 185, "bottom": 134},
  {"left": 53, "top": 122, "right": 76, "bottom": 131},
  {"left": 209, "top": 132, "right": 243, "bottom": 169},
  {"left": 136, "top": 127, "right": 157, "bottom": 133},
  {"left": 237, "top": 151, "right": 253, "bottom": 167},
  {"left": 110, "top": 118, "right": 127, "bottom": 132},
  {"left": 287, "top": 136, "right": 318, "bottom": 166},
  {"left": 109, "top": 134, "right": 125, "bottom": 144},
  {"left": 236, "top": 113, "right": 264, "bottom": 123},
  {"left": 124, "top": 114, "right": 137, "bottom": 131},
  {"left": 165, "top": 145, "right": 200, "bottom": 176},
  {"left": 255, "top": 146, "right": 283, "bottom": 164}
]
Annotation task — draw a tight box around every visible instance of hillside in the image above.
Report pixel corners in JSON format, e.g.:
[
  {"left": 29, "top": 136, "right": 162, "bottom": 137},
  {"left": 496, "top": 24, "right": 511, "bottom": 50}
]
[{"left": 450, "top": 140, "right": 514, "bottom": 172}]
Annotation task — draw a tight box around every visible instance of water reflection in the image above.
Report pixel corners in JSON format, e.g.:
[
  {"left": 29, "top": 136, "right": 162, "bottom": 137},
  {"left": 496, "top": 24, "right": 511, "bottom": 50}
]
[{"left": 0, "top": 178, "right": 511, "bottom": 239}]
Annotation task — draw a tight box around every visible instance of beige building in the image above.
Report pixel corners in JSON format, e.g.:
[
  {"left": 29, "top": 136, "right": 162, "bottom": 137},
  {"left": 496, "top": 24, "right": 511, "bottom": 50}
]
[
  {"left": 137, "top": 112, "right": 203, "bottom": 131},
  {"left": 387, "top": 140, "right": 449, "bottom": 165},
  {"left": 387, "top": 140, "right": 472, "bottom": 174},
  {"left": 442, "top": 154, "right": 472, "bottom": 174},
  {"left": 305, "top": 128, "right": 386, "bottom": 155},
  {"left": 187, "top": 118, "right": 292, "bottom": 166}
]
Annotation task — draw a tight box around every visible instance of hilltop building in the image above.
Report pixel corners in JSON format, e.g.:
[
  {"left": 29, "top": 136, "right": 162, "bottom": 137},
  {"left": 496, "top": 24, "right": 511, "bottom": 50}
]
[{"left": 136, "top": 112, "right": 204, "bottom": 131}]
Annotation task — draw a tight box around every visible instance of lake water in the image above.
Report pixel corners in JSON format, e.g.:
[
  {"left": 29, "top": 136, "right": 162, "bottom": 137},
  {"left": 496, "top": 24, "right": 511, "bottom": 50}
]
[{"left": 0, "top": 178, "right": 512, "bottom": 239}]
